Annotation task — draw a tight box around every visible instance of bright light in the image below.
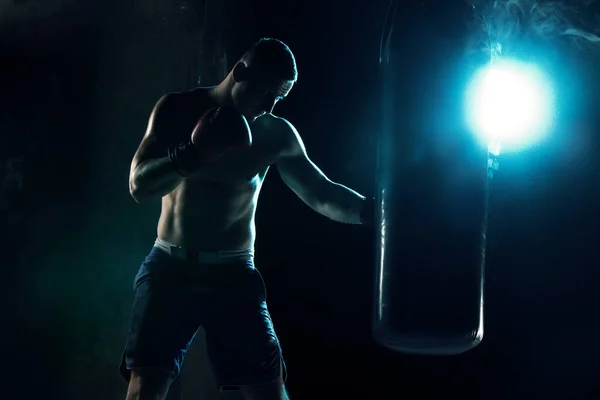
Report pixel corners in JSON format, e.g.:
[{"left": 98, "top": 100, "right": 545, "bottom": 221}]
[{"left": 465, "top": 60, "right": 555, "bottom": 154}]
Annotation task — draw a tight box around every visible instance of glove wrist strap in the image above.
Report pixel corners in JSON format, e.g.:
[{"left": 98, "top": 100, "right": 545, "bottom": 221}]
[{"left": 168, "top": 140, "right": 201, "bottom": 177}]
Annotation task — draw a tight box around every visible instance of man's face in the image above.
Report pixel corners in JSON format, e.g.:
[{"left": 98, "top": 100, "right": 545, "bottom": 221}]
[{"left": 232, "top": 65, "right": 294, "bottom": 122}]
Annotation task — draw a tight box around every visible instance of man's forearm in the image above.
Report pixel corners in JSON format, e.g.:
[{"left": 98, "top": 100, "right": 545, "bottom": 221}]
[
  {"left": 129, "top": 157, "right": 185, "bottom": 203},
  {"left": 314, "top": 180, "right": 366, "bottom": 224}
]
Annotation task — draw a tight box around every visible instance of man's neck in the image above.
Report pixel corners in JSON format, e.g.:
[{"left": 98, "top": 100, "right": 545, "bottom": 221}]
[{"left": 209, "top": 76, "right": 234, "bottom": 106}]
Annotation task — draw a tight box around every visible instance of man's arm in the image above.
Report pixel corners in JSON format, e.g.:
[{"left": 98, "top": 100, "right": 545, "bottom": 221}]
[
  {"left": 129, "top": 93, "right": 242, "bottom": 203},
  {"left": 275, "top": 117, "right": 367, "bottom": 225},
  {"left": 129, "top": 94, "right": 186, "bottom": 203}
]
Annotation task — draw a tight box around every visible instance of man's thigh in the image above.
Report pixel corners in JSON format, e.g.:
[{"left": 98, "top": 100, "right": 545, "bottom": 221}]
[
  {"left": 204, "top": 297, "right": 287, "bottom": 392},
  {"left": 239, "top": 364, "right": 289, "bottom": 400},
  {"left": 120, "top": 248, "right": 200, "bottom": 381}
]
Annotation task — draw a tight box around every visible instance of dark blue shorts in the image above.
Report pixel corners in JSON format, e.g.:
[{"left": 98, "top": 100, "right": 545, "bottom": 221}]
[{"left": 119, "top": 247, "right": 286, "bottom": 390}]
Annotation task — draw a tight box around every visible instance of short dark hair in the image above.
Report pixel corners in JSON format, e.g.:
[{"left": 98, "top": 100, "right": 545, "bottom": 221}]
[{"left": 242, "top": 38, "right": 298, "bottom": 82}]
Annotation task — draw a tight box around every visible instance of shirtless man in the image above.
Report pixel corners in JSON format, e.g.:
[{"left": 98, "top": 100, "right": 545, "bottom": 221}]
[{"left": 121, "top": 38, "right": 373, "bottom": 400}]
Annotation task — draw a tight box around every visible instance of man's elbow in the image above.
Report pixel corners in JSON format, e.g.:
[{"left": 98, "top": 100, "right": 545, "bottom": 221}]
[
  {"left": 129, "top": 180, "right": 149, "bottom": 204},
  {"left": 310, "top": 181, "right": 364, "bottom": 224},
  {"left": 306, "top": 188, "right": 333, "bottom": 217}
]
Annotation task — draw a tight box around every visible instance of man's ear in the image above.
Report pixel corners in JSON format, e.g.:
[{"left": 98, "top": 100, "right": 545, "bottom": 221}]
[{"left": 232, "top": 62, "right": 249, "bottom": 83}]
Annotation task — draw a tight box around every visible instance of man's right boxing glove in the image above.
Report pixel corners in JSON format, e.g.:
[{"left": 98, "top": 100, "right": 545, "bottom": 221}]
[{"left": 169, "top": 106, "right": 252, "bottom": 177}]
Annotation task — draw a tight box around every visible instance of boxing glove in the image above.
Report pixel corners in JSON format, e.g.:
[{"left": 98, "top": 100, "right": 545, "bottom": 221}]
[
  {"left": 191, "top": 106, "right": 252, "bottom": 162},
  {"left": 169, "top": 106, "right": 252, "bottom": 176}
]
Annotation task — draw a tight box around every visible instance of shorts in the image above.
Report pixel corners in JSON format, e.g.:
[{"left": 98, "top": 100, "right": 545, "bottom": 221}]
[{"left": 119, "top": 246, "right": 286, "bottom": 390}]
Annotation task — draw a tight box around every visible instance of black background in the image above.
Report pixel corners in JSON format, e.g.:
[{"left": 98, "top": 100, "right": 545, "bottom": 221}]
[{"left": 1, "top": 0, "right": 599, "bottom": 399}]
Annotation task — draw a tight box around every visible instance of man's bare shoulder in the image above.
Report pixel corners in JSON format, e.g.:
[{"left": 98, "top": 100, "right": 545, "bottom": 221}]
[
  {"left": 160, "top": 87, "right": 214, "bottom": 111},
  {"left": 255, "top": 114, "right": 303, "bottom": 157},
  {"left": 255, "top": 114, "right": 296, "bottom": 137},
  {"left": 150, "top": 88, "right": 215, "bottom": 145}
]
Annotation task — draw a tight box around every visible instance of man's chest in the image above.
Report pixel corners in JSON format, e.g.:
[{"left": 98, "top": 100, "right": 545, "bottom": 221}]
[{"left": 189, "top": 117, "right": 286, "bottom": 184}]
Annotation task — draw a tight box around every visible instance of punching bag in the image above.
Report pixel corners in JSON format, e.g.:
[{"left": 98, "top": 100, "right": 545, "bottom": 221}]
[{"left": 372, "top": 1, "right": 490, "bottom": 356}]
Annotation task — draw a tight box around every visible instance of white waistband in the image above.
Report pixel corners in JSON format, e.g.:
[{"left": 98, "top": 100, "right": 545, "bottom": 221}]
[{"left": 153, "top": 237, "right": 254, "bottom": 264}]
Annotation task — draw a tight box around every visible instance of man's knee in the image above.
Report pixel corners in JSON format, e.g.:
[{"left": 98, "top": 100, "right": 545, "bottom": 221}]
[{"left": 125, "top": 368, "right": 174, "bottom": 400}]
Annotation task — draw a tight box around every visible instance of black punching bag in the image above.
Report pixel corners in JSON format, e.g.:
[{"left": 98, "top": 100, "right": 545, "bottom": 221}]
[{"left": 372, "top": 1, "right": 490, "bottom": 356}]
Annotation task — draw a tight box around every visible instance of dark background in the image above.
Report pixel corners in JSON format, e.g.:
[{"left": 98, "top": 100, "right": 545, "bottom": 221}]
[{"left": 1, "top": 0, "right": 599, "bottom": 399}]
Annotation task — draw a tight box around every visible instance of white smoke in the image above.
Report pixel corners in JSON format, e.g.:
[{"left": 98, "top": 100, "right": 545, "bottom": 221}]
[{"left": 467, "top": 0, "right": 600, "bottom": 58}]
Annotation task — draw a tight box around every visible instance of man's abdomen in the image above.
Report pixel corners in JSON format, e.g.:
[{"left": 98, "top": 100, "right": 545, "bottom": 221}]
[
  {"left": 157, "top": 186, "right": 257, "bottom": 251},
  {"left": 157, "top": 206, "right": 256, "bottom": 251}
]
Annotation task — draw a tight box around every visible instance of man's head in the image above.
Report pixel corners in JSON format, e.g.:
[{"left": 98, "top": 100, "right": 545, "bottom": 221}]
[{"left": 229, "top": 38, "right": 297, "bottom": 121}]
